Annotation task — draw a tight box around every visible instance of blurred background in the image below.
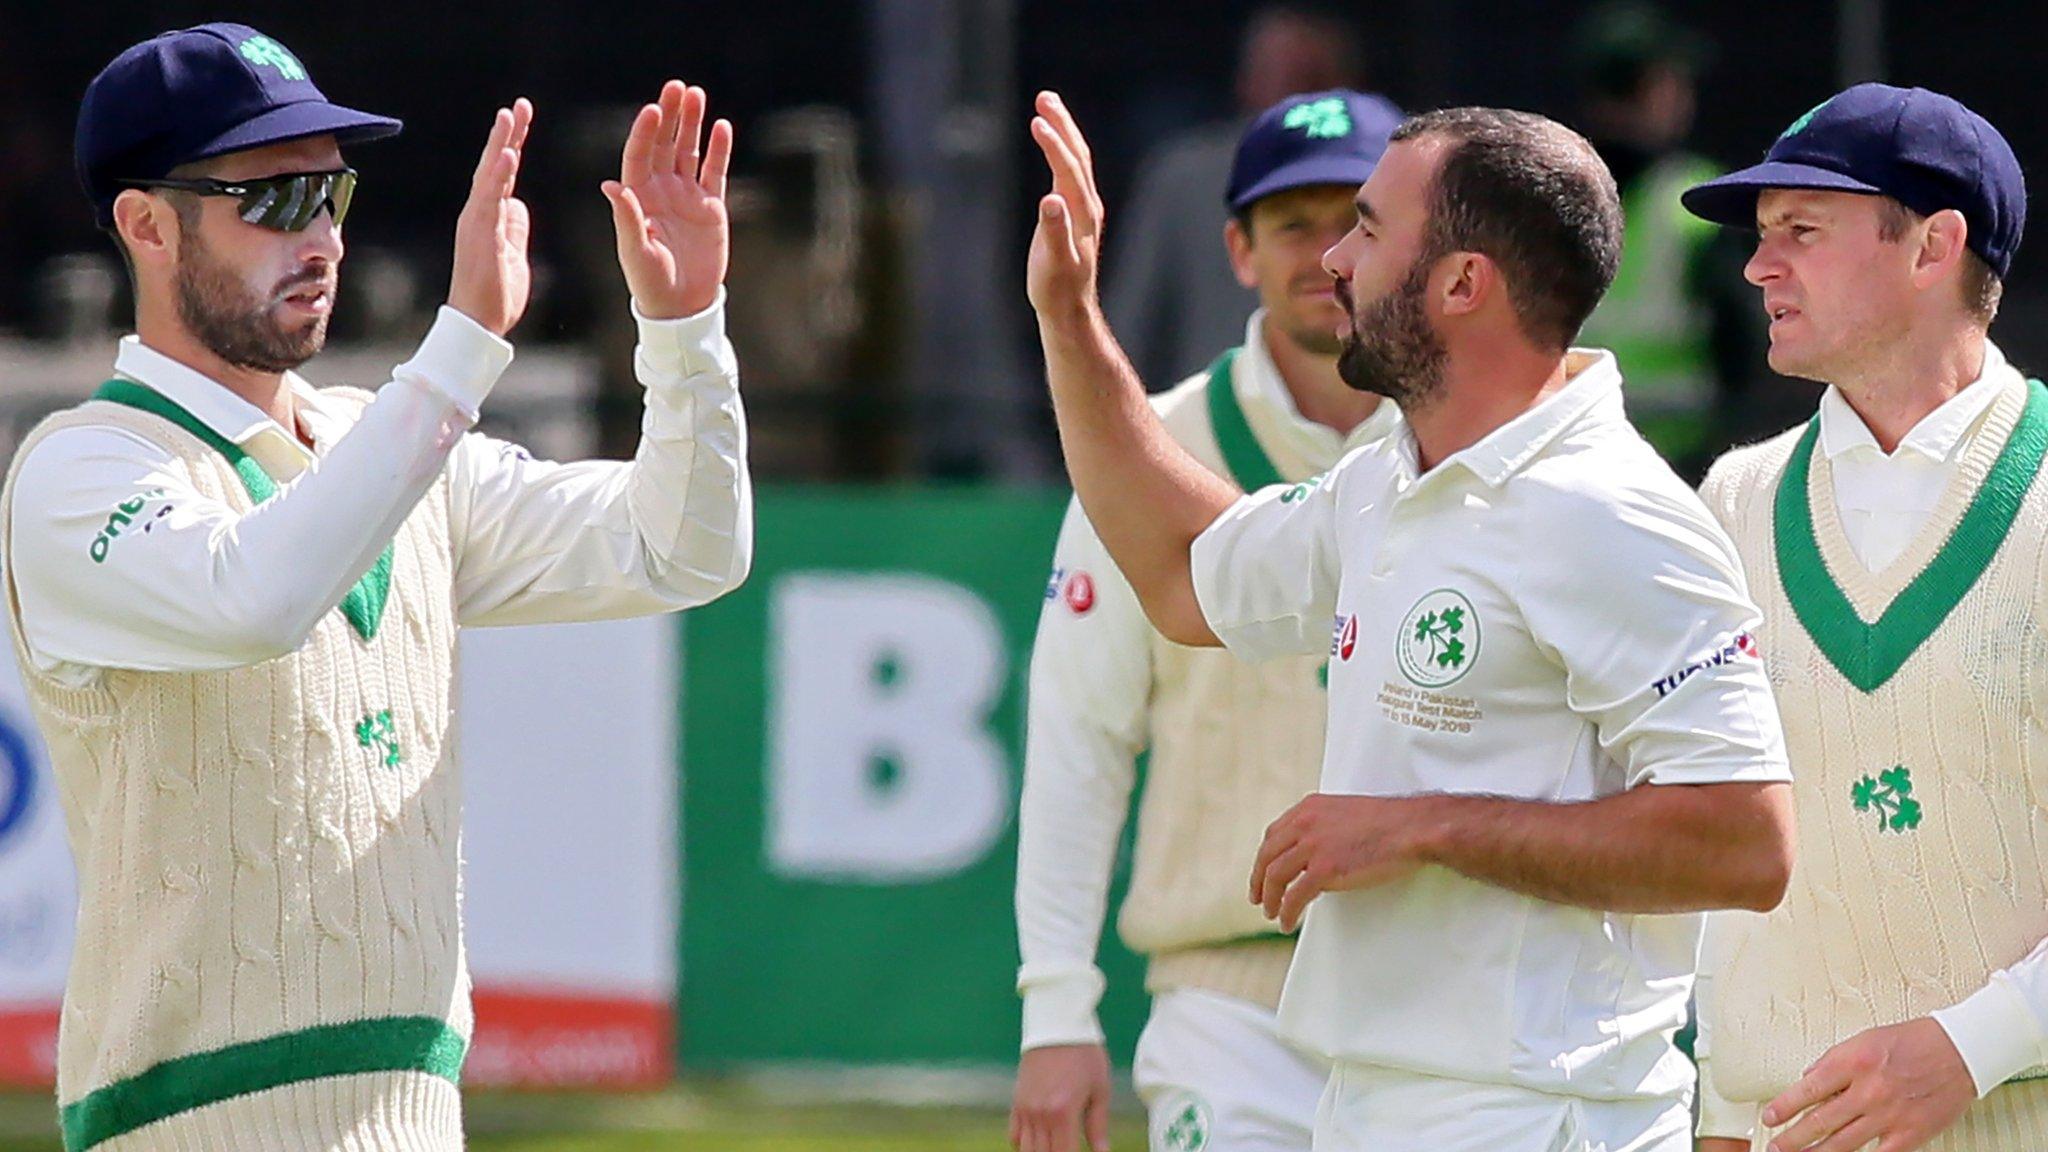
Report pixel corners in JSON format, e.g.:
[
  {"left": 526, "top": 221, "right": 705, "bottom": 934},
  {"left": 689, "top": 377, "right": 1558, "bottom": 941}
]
[{"left": 0, "top": 0, "right": 2041, "bottom": 1147}]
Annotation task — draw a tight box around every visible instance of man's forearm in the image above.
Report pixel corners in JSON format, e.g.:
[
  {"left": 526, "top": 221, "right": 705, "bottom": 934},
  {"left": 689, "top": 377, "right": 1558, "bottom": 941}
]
[
  {"left": 1037, "top": 304, "right": 1236, "bottom": 645},
  {"left": 1409, "top": 782, "right": 1793, "bottom": 914}
]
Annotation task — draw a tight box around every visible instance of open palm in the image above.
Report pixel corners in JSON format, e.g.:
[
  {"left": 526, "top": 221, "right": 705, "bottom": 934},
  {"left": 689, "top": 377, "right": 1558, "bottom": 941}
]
[{"left": 603, "top": 80, "right": 732, "bottom": 319}]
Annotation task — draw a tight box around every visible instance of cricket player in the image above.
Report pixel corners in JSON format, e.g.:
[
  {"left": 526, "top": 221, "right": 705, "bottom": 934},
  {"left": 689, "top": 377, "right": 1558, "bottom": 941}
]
[
  {"left": 1011, "top": 89, "right": 1404, "bottom": 1152},
  {"left": 1022, "top": 91, "right": 1795, "bottom": 1151},
  {"left": 1682, "top": 84, "right": 2047, "bottom": 1152},
  {"left": 2, "top": 25, "right": 749, "bottom": 1149}
]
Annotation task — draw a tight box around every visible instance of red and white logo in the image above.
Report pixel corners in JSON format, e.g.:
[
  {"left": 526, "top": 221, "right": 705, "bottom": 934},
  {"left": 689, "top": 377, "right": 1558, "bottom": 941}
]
[
  {"left": 1736, "top": 632, "right": 1761, "bottom": 659},
  {"left": 1330, "top": 613, "right": 1358, "bottom": 661},
  {"left": 1063, "top": 571, "right": 1097, "bottom": 615}
]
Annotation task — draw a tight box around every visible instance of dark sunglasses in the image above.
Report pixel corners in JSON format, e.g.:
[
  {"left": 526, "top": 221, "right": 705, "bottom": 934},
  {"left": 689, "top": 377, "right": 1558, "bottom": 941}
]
[{"left": 120, "top": 168, "right": 358, "bottom": 233}]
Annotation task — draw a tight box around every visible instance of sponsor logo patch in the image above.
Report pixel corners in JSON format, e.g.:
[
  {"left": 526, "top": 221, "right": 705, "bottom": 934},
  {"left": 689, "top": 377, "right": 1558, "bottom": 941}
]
[
  {"left": 1330, "top": 613, "right": 1358, "bottom": 662},
  {"left": 1651, "top": 631, "right": 1760, "bottom": 698},
  {"left": 1062, "top": 571, "right": 1097, "bottom": 615}
]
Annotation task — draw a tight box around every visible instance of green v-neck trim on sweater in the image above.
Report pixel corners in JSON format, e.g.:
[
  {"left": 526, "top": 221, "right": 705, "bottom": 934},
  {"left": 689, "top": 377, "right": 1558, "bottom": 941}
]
[
  {"left": 1772, "top": 378, "right": 2048, "bottom": 693},
  {"left": 1203, "top": 348, "right": 1286, "bottom": 492},
  {"left": 93, "top": 377, "right": 392, "bottom": 641}
]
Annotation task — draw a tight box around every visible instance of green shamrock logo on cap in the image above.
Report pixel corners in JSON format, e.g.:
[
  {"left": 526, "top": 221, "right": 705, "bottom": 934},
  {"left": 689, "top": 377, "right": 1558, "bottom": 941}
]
[
  {"left": 240, "top": 35, "right": 308, "bottom": 82},
  {"left": 1780, "top": 99, "right": 1829, "bottom": 141},
  {"left": 1284, "top": 97, "right": 1353, "bottom": 140}
]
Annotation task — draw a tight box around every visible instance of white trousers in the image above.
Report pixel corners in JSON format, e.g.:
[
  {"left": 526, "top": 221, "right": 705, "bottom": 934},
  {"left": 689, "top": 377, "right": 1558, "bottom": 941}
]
[
  {"left": 1312, "top": 1060, "right": 1691, "bottom": 1152},
  {"left": 1132, "top": 988, "right": 1330, "bottom": 1152}
]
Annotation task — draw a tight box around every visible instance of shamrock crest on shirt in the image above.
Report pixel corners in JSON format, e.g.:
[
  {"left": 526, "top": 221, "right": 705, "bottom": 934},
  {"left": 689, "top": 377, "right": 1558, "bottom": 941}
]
[
  {"left": 1851, "top": 765, "right": 1922, "bottom": 833},
  {"left": 1397, "top": 589, "right": 1482, "bottom": 689}
]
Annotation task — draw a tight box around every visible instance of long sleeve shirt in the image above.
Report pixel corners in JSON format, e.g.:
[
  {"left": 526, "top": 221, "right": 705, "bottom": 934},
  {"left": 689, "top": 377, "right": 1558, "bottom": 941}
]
[
  {"left": 1696, "top": 340, "right": 2048, "bottom": 1138},
  {"left": 7, "top": 295, "right": 749, "bottom": 685}
]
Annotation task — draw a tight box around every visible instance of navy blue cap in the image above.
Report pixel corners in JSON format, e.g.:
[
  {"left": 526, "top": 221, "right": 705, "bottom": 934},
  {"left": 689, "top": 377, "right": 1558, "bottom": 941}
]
[
  {"left": 1227, "top": 89, "right": 1403, "bottom": 213},
  {"left": 1683, "top": 83, "right": 2025, "bottom": 278},
  {"left": 77, "top": 24, "right": 402, "bottom": 229}
]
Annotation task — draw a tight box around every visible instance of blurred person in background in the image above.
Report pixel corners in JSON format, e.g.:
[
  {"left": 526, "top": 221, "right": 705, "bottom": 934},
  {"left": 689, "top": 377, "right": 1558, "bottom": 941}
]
[
  {"left": 1105, "top": 3, "right": 1367, "bottom": 392},
  {"left": 1685, "top": 83, "right": 2048, "bottom": 1152},
  {"left": 1011, "top": 89, "right": 1402, "bottom": 1152},
  {"left": 2, "top": 24, "right": 750, "bottom": 1149},
  {"left": 1570, "top": 0, "right": 1791, "bottom": 481}
]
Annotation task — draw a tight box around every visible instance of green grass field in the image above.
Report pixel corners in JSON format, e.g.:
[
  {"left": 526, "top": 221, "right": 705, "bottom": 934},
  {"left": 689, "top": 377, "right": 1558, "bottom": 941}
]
[{"left": 0, "top": 1085, "right": 1147, "bottom": 1151}]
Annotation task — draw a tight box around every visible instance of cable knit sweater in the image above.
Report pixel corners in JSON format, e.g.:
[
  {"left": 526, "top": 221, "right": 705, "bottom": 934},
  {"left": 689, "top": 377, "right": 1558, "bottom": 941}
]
[
  {"left": 1696, "top": 375, "right": 2048, "bottom": 1150},
  {"left": 2, "top": 389, "right": 468, "bottom": 1152}
]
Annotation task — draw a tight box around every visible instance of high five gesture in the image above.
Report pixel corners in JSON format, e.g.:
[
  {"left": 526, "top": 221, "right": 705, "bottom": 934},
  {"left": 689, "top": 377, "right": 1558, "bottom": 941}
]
[
  {"left": 1026, "top": 91, "right": 1107, "bottom": 320},
  {"left": 449, "top": 97, "right": 535, "bottom": 337},
  {"left": 603, "top": 80, "right": 734, "bottom": 320}
]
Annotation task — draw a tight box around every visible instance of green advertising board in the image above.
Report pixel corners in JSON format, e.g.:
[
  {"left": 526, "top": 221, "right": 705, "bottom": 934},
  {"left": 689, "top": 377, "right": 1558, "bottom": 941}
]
[{"left": 679, "top": 486, "right": 1151, "bottom": 1067}]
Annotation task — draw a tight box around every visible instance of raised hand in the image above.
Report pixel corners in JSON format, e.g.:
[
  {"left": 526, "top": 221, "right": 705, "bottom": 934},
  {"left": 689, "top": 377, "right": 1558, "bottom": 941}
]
[
  {"left": 449, "top": 98, "right": 534, "bottom": 337},
  {"left": 1026, "top": 91, "right": 1106, "bottom": 320},
  {"left": 602, "top": 80, "right": 732, "bottom": 320}
]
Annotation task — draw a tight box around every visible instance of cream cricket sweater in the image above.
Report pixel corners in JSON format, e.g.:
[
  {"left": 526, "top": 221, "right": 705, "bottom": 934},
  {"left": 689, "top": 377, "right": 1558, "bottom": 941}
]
[
  {"left": 1120, "top": 350, "right": 1340, "bottom": 1007},
  {"left": 2, "top": 387, "right": 468, "bottom": 1151},
  {"left": 1697, "top": 374, "right": 2048, "bottom": 1148}
]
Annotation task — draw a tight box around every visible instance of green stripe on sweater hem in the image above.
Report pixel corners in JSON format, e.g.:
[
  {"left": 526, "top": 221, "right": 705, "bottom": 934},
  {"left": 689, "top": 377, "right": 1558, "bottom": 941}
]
[{"left": 60, "top": 1015, "right": 466, "bottom": 1151}]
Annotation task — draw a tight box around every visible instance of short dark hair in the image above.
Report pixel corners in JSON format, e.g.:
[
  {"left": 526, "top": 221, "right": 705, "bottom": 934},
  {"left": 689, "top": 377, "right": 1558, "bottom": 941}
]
[
  {"left": 1389, "top": 107, "right": 1623, "bottom": 350},
  {"left": 1875, "top": 197, "right": 2002, "bottom": 324}
]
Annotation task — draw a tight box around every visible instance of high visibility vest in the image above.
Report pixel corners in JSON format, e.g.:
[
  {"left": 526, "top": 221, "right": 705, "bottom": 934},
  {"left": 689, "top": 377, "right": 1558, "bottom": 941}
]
[{"left": 1580, "top": 153, "right": 1722, "bottom": 461}]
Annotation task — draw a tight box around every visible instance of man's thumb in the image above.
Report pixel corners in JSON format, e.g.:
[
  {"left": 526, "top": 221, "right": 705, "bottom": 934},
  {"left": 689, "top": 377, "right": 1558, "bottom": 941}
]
[{"left": 1085, "top": 1086, "right": 1111, "bottom": 1152}]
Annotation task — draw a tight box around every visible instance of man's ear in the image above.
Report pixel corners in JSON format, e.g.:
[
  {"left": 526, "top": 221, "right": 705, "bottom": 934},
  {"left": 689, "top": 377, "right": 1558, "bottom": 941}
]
[
  {"left": 1435, "top": 251, "right": 1493, "bottom": 319},
  {"left": 1224, "top": 216, "right": 1259, "bottom": 289},
  {"left": 112, "top": 188, "right": 180, "bottom": 264},
  {"left": 1912, "top": 208, "right": 1969, "bottom": 291}
]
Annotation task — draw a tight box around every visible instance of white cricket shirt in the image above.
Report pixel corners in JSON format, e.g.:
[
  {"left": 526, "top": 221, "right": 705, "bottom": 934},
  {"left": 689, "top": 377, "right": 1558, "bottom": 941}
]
[
  {"left": 1190, "top": 350, "right": 1790, "bottom": 1102},
  {"left": 1016, "top": 312, "right": 1401, "bottom": 1049}
]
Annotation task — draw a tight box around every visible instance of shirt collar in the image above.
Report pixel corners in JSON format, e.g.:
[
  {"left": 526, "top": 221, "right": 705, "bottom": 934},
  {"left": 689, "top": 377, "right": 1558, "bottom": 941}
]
[
  {"left": 1816, "top": 340, "right": 2018, "bottom": 463},
  {"left": 1235, "top": 310, "right": 1403, "bottom": 460},
  {"left": 1407, "top": 348, "right": 1624, "bottom": 490},
  {"left": 112, "top": 336, "right": 332, "bottom": 467}
]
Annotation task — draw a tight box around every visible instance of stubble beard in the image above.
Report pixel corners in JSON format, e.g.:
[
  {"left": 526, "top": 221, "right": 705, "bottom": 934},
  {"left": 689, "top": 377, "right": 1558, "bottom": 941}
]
[
  {"left": 173, "top": 232, "right": 330, "bottom": 374},
  {"left": 1335, "top": 254, "right": 1449, "bottom": 414}
]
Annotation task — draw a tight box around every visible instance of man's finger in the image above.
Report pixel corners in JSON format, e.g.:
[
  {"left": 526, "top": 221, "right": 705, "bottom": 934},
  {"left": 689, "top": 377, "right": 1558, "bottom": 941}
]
[
  {"left": 1768, "top": 1089, "right": 1854, "bottom": 1152},
  {"left": 1031, "top": 119, "right": 1092, "bottom": 226},
  {"left": 470, "top": 147, "right": 517, "bottom": 207},
  {"left": 1034, "top": 92, "right": 1102, "bottom": 212},
  {"left": 1259, "top": 842, "right": 1312, "bottom": 918},
  {"left": 649, "top": 80, "right": 686, "bottom": 179},
  {"left": 602, "top": 181, "right": 652, "bottom": 258},
  {"left": 1795, "top": 1113, "right": 1880, "bottom": 1152},
  {"left": 702, "top": 119, "right": 734, "bottom": 199},
  {"left": 1022, "top": 1110, "right": 1052, "bottom": 1152},
  {"left": 1038, "top": 196, "right": 1080, "bottom": 268},
  {"left": 1249, "top": 815, "right": 1299, "bottom": 904},
  {"left": 1035, "top": 91, "right": 1093, "bottom": 168},
  {"left": 621, "top": 104, "right": 661, "bottom": 187},
  {"left": 1764, "top": 1059, "right": 1853, "bottom": 1128},
  {"left": 1084, "top": 1087, "right": 1111, "bottom": 1152},
  {"left": 507, "top": 97, "right": 534, "bottom": 154},
  {"left": 1049, "top": 1104, "right": 1078, "bottom": 1152},
  {"left": 1277, "top": 866, "right": 1324, "bottom": 932},
  {"left": 676, "top": 85, "right": 707, "bottom": 177},
  {"left": 472, "top": 107, "right": 513, "bottom": 190}
]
